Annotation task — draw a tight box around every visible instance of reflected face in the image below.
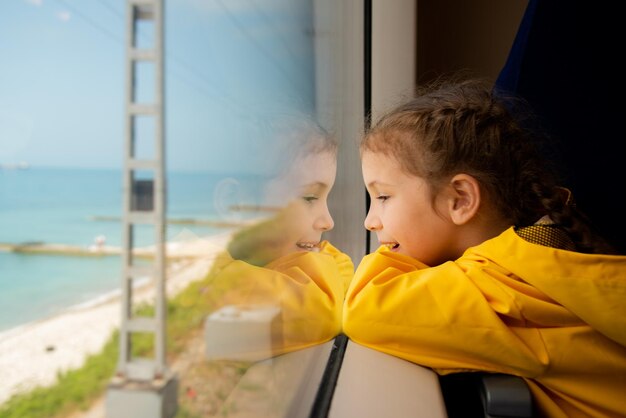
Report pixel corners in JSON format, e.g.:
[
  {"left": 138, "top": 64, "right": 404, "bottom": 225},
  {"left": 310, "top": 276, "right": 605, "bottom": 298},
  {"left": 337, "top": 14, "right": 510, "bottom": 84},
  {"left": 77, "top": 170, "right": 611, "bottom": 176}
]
[
  {"left": 361, "top": 151, "right": 456, "bottom": 266},
  {"left": 264, "top": 150, "right": 337, "bottom": 254}
]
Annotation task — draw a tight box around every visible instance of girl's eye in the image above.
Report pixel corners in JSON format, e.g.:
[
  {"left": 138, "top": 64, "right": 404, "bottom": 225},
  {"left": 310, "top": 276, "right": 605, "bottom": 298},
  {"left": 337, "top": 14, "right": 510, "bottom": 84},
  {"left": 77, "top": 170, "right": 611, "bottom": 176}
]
[
  {"left": 376, "top": 195, "right": 390, "bottom": 202},
  {"left": 302, "top": 195, "right": 318, "bottom": 203}
]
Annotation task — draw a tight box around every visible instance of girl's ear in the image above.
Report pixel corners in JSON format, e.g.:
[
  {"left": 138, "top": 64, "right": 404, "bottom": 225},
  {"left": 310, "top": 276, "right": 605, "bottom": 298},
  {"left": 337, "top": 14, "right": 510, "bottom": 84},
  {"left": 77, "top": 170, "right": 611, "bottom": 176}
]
[{"left": 446, "top": 174, "right": 481, "bottom": 225}]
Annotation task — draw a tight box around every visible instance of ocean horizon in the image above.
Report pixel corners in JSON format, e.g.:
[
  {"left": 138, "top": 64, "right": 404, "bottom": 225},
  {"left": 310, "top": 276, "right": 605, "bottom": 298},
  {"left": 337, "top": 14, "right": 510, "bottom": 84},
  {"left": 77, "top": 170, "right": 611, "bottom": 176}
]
[{"left": 0, "top": 166, "right": 264, "bottom": 332}]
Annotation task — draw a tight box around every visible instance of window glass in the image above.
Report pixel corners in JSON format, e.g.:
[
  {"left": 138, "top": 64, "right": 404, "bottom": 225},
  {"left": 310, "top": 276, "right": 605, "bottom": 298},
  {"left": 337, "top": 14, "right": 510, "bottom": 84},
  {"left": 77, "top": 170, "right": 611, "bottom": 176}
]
[{"left": 0, "top": 1, "right": 359, "bottom": 416}]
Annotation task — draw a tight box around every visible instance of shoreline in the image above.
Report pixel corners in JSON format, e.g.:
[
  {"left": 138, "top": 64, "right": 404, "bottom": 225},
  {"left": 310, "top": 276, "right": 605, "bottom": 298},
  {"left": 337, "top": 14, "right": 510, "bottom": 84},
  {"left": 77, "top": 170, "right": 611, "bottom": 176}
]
[
  {"left": 0, "top": 277, "right": 152, "bottom": 341},
  {"left": 0, "top": 232, "right": 232, "bottom": 406}
]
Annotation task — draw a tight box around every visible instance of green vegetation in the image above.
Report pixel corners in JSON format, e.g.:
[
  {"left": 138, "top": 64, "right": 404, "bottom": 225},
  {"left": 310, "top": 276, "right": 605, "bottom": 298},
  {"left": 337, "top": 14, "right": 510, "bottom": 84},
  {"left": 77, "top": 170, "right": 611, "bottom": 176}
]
[
  {"left": 0, "top": 270, "right": 219, "bottom": 418},
  {"left": 0, "top": 334, "right": 118, "bottom": 418}
]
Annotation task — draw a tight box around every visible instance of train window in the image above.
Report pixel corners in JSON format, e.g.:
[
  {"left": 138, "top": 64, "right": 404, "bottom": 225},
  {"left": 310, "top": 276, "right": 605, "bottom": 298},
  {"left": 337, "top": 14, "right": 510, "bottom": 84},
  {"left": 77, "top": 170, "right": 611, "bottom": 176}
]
[{"left": 0, "top": 0, "right": 364, "bottom": 417}]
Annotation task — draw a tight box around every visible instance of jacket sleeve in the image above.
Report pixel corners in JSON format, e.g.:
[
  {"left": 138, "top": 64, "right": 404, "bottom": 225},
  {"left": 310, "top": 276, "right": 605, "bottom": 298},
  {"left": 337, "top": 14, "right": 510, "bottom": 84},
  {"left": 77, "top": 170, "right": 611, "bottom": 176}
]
[
  {"left": 318, "top": 240, "right": 355, "bottom": 294},
  {"left": 342, "top": 249, "right": 549, "bottom": 377},
  {"left": 205, "top": 245, "right": 351, "bottom": 360}
]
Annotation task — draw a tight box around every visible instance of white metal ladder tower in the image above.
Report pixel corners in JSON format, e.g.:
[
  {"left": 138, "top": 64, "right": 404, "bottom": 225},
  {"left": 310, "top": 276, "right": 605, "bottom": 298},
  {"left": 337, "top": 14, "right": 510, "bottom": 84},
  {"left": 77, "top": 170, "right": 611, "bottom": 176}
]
[{"left": 106, "top": 0, "right": 177, "bottom": 416}]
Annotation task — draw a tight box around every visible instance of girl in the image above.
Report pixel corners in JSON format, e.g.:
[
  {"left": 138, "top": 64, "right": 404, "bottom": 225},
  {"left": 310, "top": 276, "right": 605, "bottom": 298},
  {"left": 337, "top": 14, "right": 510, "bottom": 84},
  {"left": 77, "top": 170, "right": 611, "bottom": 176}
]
[{"left": 343, "top": 79, "right": 626, "bottom": 418}]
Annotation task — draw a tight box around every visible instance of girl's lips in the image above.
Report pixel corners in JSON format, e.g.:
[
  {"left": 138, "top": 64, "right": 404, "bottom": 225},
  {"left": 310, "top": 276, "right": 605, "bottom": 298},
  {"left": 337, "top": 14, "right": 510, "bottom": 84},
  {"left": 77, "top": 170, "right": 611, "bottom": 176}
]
[{"left": 296, "top": 241, "right": 320, "bottom": 251}]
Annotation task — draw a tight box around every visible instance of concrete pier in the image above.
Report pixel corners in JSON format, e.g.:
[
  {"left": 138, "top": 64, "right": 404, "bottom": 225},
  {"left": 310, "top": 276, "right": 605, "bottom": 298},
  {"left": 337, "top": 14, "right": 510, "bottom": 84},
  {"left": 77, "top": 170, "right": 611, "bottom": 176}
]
[{"left": 0, "top": 242, "right": 198, "bottom": 260}]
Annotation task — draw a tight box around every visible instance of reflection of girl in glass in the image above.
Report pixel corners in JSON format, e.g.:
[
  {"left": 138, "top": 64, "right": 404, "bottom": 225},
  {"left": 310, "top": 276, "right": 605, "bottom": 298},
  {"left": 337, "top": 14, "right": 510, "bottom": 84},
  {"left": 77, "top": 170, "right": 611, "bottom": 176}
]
[
  {"left": 204, "top": 114, "right": 353, "bottom": 360},
  {"left": 227, "top": 115, "right": 339, "bottom": 266}
]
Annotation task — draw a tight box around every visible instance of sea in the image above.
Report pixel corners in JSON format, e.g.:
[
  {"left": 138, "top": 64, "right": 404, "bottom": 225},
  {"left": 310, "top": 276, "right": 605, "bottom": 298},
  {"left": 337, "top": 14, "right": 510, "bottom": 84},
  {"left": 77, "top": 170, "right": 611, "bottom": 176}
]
[{"left": 0, "top": 167, "right": 264, "bottom": 332}]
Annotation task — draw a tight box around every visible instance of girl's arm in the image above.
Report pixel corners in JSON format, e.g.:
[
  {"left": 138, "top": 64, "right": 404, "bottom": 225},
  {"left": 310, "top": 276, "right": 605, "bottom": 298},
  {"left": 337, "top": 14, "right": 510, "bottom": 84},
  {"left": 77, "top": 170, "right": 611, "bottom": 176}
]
[
  {"left": 343, "top": 249, "right": 549, "bottom": 377},
  {"left": 206, "top": 245, "right": 351, "bottom": 359}
]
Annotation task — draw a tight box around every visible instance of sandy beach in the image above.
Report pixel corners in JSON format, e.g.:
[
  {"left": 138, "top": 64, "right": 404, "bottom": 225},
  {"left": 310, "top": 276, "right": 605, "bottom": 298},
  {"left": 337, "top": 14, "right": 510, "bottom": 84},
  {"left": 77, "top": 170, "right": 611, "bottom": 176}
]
[{"left": 0, "top": 231, "right": 232, "bottom": 407}]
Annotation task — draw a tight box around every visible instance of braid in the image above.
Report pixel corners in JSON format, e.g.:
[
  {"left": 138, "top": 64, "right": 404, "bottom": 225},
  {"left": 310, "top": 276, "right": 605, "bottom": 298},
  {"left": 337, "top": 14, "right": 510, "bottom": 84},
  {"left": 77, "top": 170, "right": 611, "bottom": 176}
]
[{"left": 531, "top": 183, "right": 617, "bottom": 254}]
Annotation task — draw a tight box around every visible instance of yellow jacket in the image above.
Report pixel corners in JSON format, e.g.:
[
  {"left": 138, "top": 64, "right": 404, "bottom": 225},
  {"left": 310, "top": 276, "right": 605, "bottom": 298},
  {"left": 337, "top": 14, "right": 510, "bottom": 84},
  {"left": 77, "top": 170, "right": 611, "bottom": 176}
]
[
  {"left": 207, "top": 241, "right": 353, "bottom": 358},
  {"left": 343, "top": 227, "right": 626, "bottom": 418}
]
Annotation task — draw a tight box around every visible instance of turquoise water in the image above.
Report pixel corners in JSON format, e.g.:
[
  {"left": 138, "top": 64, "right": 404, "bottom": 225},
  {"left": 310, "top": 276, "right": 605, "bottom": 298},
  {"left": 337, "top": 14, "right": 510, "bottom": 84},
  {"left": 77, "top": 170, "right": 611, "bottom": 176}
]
[{"left": 0, "top": 167, "right": 262, "bottom": 332}]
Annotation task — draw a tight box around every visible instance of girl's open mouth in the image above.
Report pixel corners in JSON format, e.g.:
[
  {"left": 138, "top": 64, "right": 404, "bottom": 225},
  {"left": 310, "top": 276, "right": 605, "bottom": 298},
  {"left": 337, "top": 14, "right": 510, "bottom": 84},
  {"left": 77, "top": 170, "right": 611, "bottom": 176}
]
[
  {"left": 382, "top": 242, "right": 400, "bottom": 251},
  {"left": 296, "top": 242, "right": 320, "bottom": 251}
]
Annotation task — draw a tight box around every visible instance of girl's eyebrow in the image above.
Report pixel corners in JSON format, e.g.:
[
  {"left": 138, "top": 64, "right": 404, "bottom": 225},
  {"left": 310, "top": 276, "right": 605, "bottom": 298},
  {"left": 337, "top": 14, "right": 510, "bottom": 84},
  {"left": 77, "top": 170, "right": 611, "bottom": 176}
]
[
  {"left": 366, "top": 180, "right": 394, "bottom": 188},
  {"left": 300, "top": 181, "right": 328, "bottom": 191}
]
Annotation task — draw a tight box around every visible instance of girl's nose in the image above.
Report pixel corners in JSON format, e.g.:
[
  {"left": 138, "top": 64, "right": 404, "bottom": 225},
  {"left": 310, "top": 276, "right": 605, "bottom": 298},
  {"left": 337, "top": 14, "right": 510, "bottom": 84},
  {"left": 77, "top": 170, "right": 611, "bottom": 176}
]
[
  {"left": 364, "top": 209, "right": 381, "bottom": 231},
  {"left": 314, "top": 205, "right": 334, "bottom": 231}
]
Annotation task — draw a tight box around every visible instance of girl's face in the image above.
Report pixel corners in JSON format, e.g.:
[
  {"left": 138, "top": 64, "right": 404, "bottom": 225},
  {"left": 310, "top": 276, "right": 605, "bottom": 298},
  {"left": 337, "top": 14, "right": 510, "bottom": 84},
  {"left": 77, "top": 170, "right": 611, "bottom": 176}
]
[
  {"left": 264, "top": 150, "right": 337, "bottom": 254},
  {"left": 361, "top": 151, "right": 458, "bottom": 266}
]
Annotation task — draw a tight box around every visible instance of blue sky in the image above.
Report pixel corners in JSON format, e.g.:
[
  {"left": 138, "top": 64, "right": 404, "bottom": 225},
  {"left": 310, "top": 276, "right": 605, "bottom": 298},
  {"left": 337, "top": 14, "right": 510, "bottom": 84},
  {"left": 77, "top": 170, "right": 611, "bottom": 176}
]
[{"left": 0, "top": 0, "right": 315, "bottom": 173}]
